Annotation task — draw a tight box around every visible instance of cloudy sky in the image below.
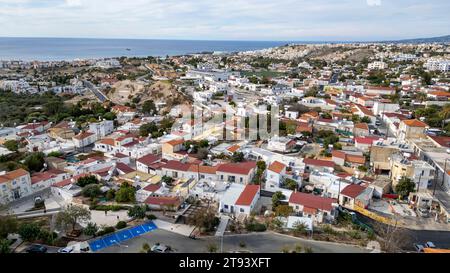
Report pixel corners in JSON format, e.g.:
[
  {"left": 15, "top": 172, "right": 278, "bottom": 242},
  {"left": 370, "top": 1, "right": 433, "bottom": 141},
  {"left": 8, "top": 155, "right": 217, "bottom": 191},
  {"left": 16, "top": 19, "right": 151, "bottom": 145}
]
[{"left": 0, "top": 0, "right": 448, "bottom": 41}]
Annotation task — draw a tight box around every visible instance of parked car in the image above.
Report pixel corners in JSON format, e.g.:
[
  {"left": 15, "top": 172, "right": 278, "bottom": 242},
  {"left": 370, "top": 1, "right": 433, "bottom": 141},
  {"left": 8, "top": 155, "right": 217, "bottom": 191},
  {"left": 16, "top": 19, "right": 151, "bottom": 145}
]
[
  {"left": 149, "top": 243, "right": 172, "bottom": 253},
  {"left": 57, "top": 246, "right": 74, "bottom": 253},
  {"left": 425, "top": 242, "right": 436, "bottom": 248},
  {"left": 25, "top": 244, "right": 47, "bottom": 253},
  {"left": 413, "top": 244, "right": 424, "bottom": 252}
]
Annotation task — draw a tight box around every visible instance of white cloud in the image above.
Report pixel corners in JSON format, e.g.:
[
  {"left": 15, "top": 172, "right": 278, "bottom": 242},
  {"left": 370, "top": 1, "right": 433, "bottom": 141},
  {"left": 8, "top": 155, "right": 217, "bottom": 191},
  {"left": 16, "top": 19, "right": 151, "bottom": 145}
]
[
  {"left": 366, "top": 0, "right": 381, "bottom": 7},
  {"left": 65, "top": 0, "right": 82, "bottom": 7},
  {"left": 0, "top": 0, "right": 448, "bottom": 40}
]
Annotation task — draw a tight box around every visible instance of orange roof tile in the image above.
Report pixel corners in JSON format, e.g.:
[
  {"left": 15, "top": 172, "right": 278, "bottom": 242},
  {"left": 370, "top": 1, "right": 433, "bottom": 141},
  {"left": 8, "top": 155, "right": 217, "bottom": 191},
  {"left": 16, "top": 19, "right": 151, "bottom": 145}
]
[
  {"left": 402, "top": 119, "right": 428, "bottom": 127},
  {"left": 268, "top": 161, "right": 286, "bottom": 174}
]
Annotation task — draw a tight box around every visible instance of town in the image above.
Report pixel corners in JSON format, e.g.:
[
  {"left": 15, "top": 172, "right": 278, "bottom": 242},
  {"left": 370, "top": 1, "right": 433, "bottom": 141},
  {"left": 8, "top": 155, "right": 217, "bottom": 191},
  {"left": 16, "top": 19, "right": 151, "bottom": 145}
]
[{"left": 1, "top": 41, "right": 450, "bottom": 254}]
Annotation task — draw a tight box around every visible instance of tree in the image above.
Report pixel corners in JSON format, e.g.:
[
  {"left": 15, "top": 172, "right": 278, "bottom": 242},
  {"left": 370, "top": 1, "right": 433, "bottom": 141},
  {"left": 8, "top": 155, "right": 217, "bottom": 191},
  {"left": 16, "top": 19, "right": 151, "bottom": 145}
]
[
  {"left": 292, "top": 221, "right": 308, "bottom": 236},
  {"left": 373, "top": 220, "right": 410, "bottom": 252},
  {"left": 0, "top": 215, "right": 18, "bottom": 239},
  {"left": 115, "top": 183, "right": 136, "bottom": 203},
  {"left": 81, "top": 184, "right": 102, "bottom": 199},
  {"left": 142, "top": 100, "right": 157, "bottom": 115},
  {"left": 47, "top": 151, "right": 63, "bottom": 158},
  {"left": 272, "top": 191, "right": 285, "bottom": 209},
  {"left": 103, "top": 112, "right": 117, "bottom": 121},
  {"left": 161, "top": 175, "right": 174, "bottom": 186},
  {"left": 128, "top": 205, "right": 147, "bottom": 219},
  {"left": 23, "top": 152, "right": 45, "bottom": 172},
  {"left": 275, "top": 205, "right": 293, "bottom": 217},
  {"left": 18, "top": 222, "right": 41, "bottom": 242},
  {"left": 360, "top": 116, "right": 371, "bottom": 123},
  {"left": 283, "top": 178, "right": 298, "bottom": 191},
  {"left": 187, "top": 207, "right": 219, "bottom": 233},
  {"left": 395, "top": 176, "right": 416, "bottom": 198},
  {"left": 76, "top": 175, "right": 99, "bottom": 187},
  {"left": 286, "top": 124, "right": 297, "bottom": 135},
  {"left": 56, "top": 205, "right": 91, "bottom": 233},
  {"left": 3, "top": 140, "right": 19, "bottom": 152},
  {"left": 0, "top": 239, "right": 11, "bottom": 253},
  {"left": 439, "top": 104, "right": 450, "bottom": 120},
  {"left": 231, "top": 152, "right": 244, "bottom": 163},
  {"left": 139, "top": 122, "right": 158, "bottom": 137},
  {"left": 106, "top": 189, "right": 116, "bottom": 201},
  {"left": 83, "top": 222, "right": 98, "bottom": 236}
]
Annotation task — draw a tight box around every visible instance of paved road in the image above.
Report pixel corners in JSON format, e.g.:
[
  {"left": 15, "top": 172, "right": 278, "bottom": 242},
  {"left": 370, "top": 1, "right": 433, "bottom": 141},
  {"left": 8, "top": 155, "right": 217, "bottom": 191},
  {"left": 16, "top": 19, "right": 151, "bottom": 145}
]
[
  {"left": 83, "top": 80, "right": 109, "bottom": 102},
  {"left": 98, "top": 229, "right": 369, "bottom": 253},
  {"left": 406, "top": 229, "right": 450, "bottom": 250}
]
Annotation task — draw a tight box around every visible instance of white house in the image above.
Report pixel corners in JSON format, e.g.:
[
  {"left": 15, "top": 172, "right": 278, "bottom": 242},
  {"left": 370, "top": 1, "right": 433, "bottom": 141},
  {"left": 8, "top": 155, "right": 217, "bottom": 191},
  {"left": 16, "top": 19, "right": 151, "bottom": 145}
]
[
  {"left": 219, "top": 184, "right": 260, "bottom": 217},
  {"left": 0, "top": 169, "right": 33, "bottom": 204},
  {"left": 72, "top": 132, "right": 97, "bottom": 148},
  {"left": 88, "top": 120, "right": 114, "bottom": 139},
  {"left": 265, "top": 161, "right": 287, "bottom": 191}
]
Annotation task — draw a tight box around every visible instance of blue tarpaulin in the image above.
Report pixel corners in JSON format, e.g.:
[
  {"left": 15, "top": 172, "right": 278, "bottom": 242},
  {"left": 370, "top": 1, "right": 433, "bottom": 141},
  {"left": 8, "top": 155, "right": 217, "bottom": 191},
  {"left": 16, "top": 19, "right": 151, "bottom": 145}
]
[{"left": 89, "top": 221, "right": 157, "bottom": 252}]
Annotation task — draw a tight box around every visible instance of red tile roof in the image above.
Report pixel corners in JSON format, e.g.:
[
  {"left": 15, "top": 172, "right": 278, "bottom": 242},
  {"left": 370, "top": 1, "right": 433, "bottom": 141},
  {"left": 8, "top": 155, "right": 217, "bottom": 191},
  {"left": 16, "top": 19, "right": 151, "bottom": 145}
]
[
  {"left": 166, "top": 138, "right": 184, "bottom": 146},
  {"left": 289, "top": 192, "right": 336, "bottom": 212},
  {"left": 303, "top": 158, "right": 335, "bottom": 168},
  {"left": 355, "top": 136, "right": 380, "bottom": 145},
  {"left": 143, "top": 183, "right": 161, "bottom": 192},
  {"left": 137, "top": 154, "right": 161, "bottom": 166},
  {"left": 31, "top": 172, "right": 56, "bottom": 185},
  {"left": 268, "top": 161, "right": 286, "bottom": 174},
  {"left": 428, "top": 135, "right": 450, "bottom": 148},
  {"left": 354, "top": 123, "right": 369, "bottom": 130},
  {"left": 340, "top": 184, "right": 366, "bottom": 198},
  {"left": 235, "top": 185, "right": 260, "bottom": 206},
  {"left": 402, "top": 119, "right": 428, "bottom": 127},
  {"left": 345, "top": 154, "right": 366, "bottom": 165},
  {"left": 217, "top": 161, "right": 257, "bottom": 175},
  {"left": 0, "top": 169, "right": 29, "bottom": 184},
  {"left": 162, "top": 160, "right": 191, "bottom": 172},
  {"left": 116, "top": 163, "right": 135, "bottom": 174},
  {"left": 144, "top": 196, "right": 181, "bottom": 207}
]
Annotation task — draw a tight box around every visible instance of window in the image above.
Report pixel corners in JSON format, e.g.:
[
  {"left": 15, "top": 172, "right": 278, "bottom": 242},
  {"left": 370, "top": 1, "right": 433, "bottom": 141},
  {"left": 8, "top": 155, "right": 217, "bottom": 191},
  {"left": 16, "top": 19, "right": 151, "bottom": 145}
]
[
  {"left": 240, "top": 177, "right": 243, "bottom": 183},
  {"left": 224, "top": 205, "right": 228, "bottom": 209},
  {"left": 240, "top": 208, "right": 244, "bottom": 213}
]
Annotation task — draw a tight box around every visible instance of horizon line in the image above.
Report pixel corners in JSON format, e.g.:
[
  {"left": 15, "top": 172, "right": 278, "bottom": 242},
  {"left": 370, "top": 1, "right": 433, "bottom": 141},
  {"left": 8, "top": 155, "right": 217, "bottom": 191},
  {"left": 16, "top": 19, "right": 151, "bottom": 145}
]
[{"left": 0, "top": 34, "right": 448, "bottom": 44}]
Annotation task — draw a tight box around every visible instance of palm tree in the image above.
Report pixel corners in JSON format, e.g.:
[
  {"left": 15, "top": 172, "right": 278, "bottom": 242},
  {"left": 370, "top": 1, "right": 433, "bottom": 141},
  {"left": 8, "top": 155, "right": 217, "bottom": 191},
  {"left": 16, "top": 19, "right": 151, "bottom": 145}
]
[{"left": 439, "top": 104, "right": 450, "bottom": 120}]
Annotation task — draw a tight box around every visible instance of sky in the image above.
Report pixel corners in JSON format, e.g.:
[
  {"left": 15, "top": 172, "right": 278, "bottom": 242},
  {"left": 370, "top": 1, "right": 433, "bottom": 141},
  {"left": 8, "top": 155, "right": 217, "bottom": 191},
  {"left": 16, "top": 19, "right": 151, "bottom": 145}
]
[{"left": 0, "top": 0, "right": 448, "bottom": 41}]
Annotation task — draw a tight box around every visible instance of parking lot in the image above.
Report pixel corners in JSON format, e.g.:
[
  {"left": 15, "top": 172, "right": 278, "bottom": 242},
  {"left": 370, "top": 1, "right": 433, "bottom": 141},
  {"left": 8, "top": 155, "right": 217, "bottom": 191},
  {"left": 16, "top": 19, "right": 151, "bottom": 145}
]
[{"left": 97, "top": 229, "right": 369, "bottom": 253}]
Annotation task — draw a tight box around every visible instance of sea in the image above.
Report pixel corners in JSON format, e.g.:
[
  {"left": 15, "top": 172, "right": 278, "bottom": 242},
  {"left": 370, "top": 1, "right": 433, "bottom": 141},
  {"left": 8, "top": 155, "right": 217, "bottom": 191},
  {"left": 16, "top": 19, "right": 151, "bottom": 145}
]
[{"left": 0, "top": 37, "right": 298, "bottom": 61}]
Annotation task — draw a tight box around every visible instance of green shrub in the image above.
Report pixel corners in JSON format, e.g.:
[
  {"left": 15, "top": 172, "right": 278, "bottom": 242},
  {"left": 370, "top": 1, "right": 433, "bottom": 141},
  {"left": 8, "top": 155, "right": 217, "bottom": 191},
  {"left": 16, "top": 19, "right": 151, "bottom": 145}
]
[
  {"left": 38, "top": 230, "right": 57, "bottom": 245},
  {"left": 116, "top": 221, "right": 127, "bottom": 229},
  {"left": 245, "top": 223, "right": 267, "bottom": 232},
  {"left": 18, "top": 223, "right": 41, "bottom": 242},
  {"left": 83, "top": 222, "right": 98, "bottom": 236},
  {"left": 96, "top": 226, "right": 115, "bottom": 237},
  {"left": 146, "top": 214, "right": 157, "bottom": 220}
]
